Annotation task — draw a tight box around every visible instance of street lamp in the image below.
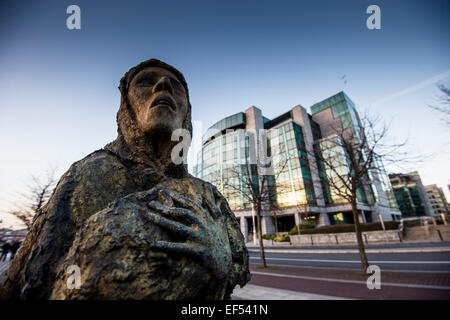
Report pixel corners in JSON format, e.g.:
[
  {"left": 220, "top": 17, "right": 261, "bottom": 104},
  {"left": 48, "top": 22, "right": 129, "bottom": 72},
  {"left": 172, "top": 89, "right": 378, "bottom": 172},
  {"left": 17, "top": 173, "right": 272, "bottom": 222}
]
[{"left": 252, "top": 203, "right": 257, "bottom": 245}]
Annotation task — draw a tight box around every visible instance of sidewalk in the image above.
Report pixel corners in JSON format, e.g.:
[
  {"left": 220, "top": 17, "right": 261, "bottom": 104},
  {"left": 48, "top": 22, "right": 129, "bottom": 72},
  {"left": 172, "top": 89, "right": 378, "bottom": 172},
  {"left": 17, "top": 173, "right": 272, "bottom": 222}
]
[
  {"left": 248, "top": 264, "right": 450, "bottom": 289},
  {"left": 231, "top": 284, "right": 348, "bottom": 300}
]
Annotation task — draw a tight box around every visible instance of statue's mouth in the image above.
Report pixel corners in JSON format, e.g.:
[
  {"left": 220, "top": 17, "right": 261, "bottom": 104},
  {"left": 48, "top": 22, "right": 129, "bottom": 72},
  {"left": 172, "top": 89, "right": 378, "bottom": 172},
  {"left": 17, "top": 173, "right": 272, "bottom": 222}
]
[{"left": 151, "top": 95, "right": 176, "bottom": 112}]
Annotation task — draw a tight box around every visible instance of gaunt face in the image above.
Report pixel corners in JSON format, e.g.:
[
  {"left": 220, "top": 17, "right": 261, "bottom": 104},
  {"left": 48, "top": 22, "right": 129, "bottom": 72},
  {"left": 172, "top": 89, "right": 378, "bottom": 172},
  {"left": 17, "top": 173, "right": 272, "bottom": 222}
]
[{"left": 128, "top": 66, "right": 188, "bottom": 136}]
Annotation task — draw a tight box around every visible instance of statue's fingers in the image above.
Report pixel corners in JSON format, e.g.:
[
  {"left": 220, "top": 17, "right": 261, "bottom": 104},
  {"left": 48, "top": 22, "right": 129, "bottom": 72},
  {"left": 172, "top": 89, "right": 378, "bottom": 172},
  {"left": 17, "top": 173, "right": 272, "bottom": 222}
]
[
  {"left": 203, "top": 197, "right": 223, "bottom": 220},
  {"left": 147, "top": 201, "right": 204, "bottom": 226},
  {"left": 149, "top": 241, "right": 205, "bottom": 258},
  {"left": 155, "top": 189, "right": 174, "bottom": 207},
  {"left": 163, "top": 189, "right": 206, "bottom": 216},
  {"left": 143, "top": 210, "right": 202, "bottom": 241}
]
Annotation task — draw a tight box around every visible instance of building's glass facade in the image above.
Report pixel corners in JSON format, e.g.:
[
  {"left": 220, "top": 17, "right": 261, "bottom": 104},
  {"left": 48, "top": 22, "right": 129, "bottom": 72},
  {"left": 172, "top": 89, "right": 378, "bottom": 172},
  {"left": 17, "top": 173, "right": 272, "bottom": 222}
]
[
  {"left": 311, "top": 91, "right": 361, "bottom": 141},
  {"left": 426, "top": 185, "right": 449, "bottom": 215},
  {"left": 196, "top": 129, "right": 253, "bottom": 211},
  {"left": 195, "top": 119, "right": 317, "bottom": 211},
  {"left": 266, "top": 121, "right": 316, "bottom": 208},
  {"left": 194, "top": 92, "right": 402, "bottom": 233},
  {"left": 389, "top": 172, "right": 431, "bottom": 217}
]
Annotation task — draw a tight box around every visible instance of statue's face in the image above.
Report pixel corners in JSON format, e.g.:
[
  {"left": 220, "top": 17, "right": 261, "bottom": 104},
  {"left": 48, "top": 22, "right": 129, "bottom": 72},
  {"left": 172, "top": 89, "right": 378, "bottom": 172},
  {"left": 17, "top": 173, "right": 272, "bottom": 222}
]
[{"left": 128, "top": 66, "right": 188, "bottom": 136}]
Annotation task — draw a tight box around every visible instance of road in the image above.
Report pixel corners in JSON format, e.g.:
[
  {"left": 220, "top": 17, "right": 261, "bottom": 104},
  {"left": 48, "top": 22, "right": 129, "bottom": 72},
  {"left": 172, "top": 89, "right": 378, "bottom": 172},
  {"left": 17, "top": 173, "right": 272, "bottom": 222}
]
[
  {"left": 248, "top": 245, "right": 450, "bottom": 272},
  {"left": 245, "top": 243, "right": 450, "bottom": 299}
]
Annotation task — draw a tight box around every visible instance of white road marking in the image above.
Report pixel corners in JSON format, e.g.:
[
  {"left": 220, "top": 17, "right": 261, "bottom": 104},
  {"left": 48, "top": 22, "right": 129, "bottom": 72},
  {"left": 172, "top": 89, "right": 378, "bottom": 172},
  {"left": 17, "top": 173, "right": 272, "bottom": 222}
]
[
  {"left": 249, "top": 262, "right": 450, "bottom": 274},
  {"left": 249, "top": 257, "right": 450, "bottom": 264}
]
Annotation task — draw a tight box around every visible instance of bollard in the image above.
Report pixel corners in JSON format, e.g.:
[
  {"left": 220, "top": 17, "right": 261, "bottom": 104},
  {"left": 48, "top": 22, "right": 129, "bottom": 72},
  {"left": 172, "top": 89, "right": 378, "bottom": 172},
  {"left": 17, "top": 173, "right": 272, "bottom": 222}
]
[
  {"left": 441, "top": 213, "right": 447, "bottom": 226},
  {"left": 335, "top": 235, "right": 339, "bottom": 245}
]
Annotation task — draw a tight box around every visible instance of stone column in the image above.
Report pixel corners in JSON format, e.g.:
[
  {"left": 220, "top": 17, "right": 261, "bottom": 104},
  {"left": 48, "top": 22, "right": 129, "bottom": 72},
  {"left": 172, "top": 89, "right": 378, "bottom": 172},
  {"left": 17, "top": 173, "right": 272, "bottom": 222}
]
[
  {"left": 294, "top": 212, "right": 302, "bottom": 227},
  {"left": 359, "top": 210, "right": 367, "bottom": 223},
  {"left": 261, "top": 216, "right": 275, "bottom": 235},
  {"left": 245, "top": 106, "right": 264, "bottom": 169},
  {"left": 240, "top": 216, "right": 249, "bottom": 243},
  {"left": 317, "top": 212, "right": 330, "bottom": 227}
]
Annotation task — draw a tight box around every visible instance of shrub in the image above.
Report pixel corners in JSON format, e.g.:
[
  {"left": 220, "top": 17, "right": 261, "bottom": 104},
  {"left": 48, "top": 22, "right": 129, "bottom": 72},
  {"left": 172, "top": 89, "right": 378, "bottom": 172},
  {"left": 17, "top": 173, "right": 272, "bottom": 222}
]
[
  {"left": 262, "top": 234, "right": 276, "bottom": 240},
  {"left": 275, "top": 234, "right": 290, "bottom": 242},
  {"left": 404, "top": 220, "right": 422, "bottom": 227},
  {"left": 289, "top": 222, "right": 316, "bottom": 235},
  {"left": 289, "top": 221, "right": 398, "bottom": 235}
]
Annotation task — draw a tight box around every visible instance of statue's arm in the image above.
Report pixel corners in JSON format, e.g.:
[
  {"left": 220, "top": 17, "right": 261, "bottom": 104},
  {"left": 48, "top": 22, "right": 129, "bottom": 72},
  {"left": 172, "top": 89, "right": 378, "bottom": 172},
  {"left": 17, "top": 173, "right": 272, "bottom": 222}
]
[
  {"left": 0, "top": 150, "right": 135, "bottom": 299},
  {"left": 0, "top": 162, "right": 78, "bottom": 299},
  {"left": 50, "top": 185, "right": 249, "bottom": 300},
  {"left": 212, "top": 189, "right": 251, "bottom": 299}
]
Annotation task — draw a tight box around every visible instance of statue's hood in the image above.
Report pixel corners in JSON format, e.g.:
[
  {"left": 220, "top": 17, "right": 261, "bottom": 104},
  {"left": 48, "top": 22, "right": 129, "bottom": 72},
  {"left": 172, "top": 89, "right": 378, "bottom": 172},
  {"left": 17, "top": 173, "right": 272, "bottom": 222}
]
[{"left": 104, "top": 59, "right": 192, "bottom": 176}]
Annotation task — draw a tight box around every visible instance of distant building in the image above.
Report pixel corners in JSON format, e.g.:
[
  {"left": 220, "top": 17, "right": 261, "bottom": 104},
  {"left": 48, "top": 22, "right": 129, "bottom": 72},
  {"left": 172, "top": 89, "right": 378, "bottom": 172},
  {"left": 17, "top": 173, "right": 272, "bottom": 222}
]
[
  {"left": 194, "top": 92, "right": 400, "bottom": 239},
  {"left": 389, "top": 172, "right": 434, "bottom": 217},
  {"left": 0, "top": 228, "right": 27, "bottom": 242},
  {"left": 425, "top": 184, "right": 449, "bottom": 215}
]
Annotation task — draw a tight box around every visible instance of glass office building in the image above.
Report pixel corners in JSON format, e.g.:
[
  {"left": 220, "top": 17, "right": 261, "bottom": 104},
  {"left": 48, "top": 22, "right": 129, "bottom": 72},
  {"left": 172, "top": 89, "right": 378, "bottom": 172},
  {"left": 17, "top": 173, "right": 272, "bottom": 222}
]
[
  {"left": 389, "top": 172, "right": 434, "bottom": 217},
  {"left": 194, "top": 92, "right": 401, "bottom": 240}
]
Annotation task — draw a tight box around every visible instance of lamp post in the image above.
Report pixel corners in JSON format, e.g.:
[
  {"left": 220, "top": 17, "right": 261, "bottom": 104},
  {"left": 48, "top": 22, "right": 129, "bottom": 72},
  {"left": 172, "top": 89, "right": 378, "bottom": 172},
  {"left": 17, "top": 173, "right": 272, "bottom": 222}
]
[
  {"left": 378, "top": 213, "right": 385, "bottom": 231},
  {"left": 252, "top": 203, "right": 258, "bottom": 245}
]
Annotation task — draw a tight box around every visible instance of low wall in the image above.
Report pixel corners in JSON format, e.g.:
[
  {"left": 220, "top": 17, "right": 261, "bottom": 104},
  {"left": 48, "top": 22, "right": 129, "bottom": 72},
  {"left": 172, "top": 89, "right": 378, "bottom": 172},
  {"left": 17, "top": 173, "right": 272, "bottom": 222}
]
[
  {"left": 403, "top": 225, "right": 450, "bottom": 241},
  {"left": 290, "top": 229, "right": 402, "bottom": 246},
  {"left": 262, "top": 239, "right": 291, "bottom": 246}
]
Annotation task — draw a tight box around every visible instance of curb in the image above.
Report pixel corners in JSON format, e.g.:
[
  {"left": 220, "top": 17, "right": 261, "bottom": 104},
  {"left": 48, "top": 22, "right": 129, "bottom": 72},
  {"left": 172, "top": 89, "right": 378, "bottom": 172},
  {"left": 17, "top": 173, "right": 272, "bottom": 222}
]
[{"left": 247, "top": 248, "right": 450, "bottom": 254}]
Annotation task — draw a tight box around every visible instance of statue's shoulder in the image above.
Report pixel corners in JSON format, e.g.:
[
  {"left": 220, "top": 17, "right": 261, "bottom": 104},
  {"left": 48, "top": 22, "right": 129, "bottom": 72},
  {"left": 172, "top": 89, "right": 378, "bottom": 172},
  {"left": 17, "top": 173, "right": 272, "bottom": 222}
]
[
  {"left": 184, "top": 174, "right": 235, "bottom": 213},
  {"left": 54, "top": 149, "right": 135, "bottom": 223},
  {"left": 185, "top": 174, "right": 220, "bottom": 194},
  {"left": 60, "top": 149, "right": 129, "bottom": 186},
  {"left": 70, "top": 149, "right": 125, "bottom": 173}
]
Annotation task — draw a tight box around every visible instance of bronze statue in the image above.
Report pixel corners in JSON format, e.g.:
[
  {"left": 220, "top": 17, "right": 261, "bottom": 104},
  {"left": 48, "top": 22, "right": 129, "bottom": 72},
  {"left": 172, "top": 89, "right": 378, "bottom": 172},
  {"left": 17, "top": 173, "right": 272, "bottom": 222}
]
[{"left": 0, "top": 59, "right": 250, "bottom": 299}]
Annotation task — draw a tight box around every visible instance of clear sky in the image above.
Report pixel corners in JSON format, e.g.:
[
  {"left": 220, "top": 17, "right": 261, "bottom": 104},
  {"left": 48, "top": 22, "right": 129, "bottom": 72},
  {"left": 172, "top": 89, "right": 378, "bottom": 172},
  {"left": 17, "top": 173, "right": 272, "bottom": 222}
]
[{"left": 1, "top": 0, "right": 449, "bottom": 229}]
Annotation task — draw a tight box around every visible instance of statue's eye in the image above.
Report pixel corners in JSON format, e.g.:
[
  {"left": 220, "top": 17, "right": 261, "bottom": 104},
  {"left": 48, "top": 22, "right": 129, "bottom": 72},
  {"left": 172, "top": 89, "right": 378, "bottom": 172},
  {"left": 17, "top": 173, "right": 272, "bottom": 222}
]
[
  {"left": 171, "top": 79, "right": 185, "bottom": 93},
  {"left": 136, "top": 79, "right": 155, "bottom": 87}
]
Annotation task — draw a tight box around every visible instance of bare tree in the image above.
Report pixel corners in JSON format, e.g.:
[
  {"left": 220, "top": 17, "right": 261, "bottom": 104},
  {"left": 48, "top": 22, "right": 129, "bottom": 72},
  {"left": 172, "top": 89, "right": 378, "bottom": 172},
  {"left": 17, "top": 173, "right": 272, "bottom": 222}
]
[
  {"left": 428, "top": 84, "right": 450, "bottom": 127},
  {"left": 219, "top": 132, "right": 291, "bottom": 268},
  {"left": 8, "top": 166, "right": 57, "bottom": 231},
  {"left": 312, "top": 112, "right": 407, "bottom": 272}
]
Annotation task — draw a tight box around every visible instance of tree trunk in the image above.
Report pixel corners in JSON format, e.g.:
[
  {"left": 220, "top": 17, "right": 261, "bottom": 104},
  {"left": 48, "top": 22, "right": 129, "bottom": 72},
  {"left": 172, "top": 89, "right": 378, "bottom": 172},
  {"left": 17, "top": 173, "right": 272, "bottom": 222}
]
[
  {"left": 274, "top": 215, "right": 278, "bottom": 234},
  {"left": 256, "top": 208, "right": 267, "bottom": 268},
  {"left": 351, "top": 198, "right": 369, "bottom": 272}
]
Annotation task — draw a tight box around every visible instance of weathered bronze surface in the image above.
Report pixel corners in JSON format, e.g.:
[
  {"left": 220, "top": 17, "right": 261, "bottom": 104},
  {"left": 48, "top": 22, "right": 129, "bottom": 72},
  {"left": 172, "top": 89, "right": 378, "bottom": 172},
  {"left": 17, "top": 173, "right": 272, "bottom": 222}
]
[{"left": 0, "top": 59, "right": 250, "bottom": 299}]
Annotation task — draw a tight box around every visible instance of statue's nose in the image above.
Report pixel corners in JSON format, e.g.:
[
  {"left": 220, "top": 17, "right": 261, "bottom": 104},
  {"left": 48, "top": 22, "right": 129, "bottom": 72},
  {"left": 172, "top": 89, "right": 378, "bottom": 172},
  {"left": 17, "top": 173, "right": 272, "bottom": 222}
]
[{"left": 152, "top": 76, "right": 173, "bottom": 95}]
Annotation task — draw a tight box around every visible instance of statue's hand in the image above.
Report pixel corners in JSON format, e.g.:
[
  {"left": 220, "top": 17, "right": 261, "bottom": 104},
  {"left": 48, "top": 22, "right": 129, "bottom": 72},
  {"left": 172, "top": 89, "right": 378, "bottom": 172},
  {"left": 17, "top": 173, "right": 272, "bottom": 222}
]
[{"left": 144, "top": 189, "right": 232, "bottom": 280}]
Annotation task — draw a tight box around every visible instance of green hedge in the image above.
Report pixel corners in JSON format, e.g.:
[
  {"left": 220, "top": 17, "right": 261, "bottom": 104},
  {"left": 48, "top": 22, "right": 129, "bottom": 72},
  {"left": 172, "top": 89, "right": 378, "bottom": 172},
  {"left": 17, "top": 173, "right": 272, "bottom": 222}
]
[
  {"left": 404, "top": 220, "right": 421, "bottom": 227},
  {"left": 289, "top": 223, "right": 316, "bottom": 235},
  {"left": 289, "top": 221, "right": 399, "bottom": 235},
  {"left": 262, "top": 234, "right": 276, "bottom": 240}
]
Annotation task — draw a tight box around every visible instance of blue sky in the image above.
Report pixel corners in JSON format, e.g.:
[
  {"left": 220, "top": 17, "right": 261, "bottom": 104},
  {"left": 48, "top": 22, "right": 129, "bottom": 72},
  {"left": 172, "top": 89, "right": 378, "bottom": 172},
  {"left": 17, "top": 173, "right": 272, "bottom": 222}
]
[{"left": 0, "top": 0, "right": 449, "bottom": 228}]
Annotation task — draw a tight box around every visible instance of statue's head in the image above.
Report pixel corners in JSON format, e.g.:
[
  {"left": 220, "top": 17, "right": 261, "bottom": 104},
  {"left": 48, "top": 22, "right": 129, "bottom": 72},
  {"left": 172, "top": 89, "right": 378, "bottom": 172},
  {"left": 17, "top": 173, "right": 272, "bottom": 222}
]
[
  {"left": 119, "top": 59, "right": 192, "bottom": 138},
  {"left": 115, "top": 59, "right": 192, "bottom": 154}
]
